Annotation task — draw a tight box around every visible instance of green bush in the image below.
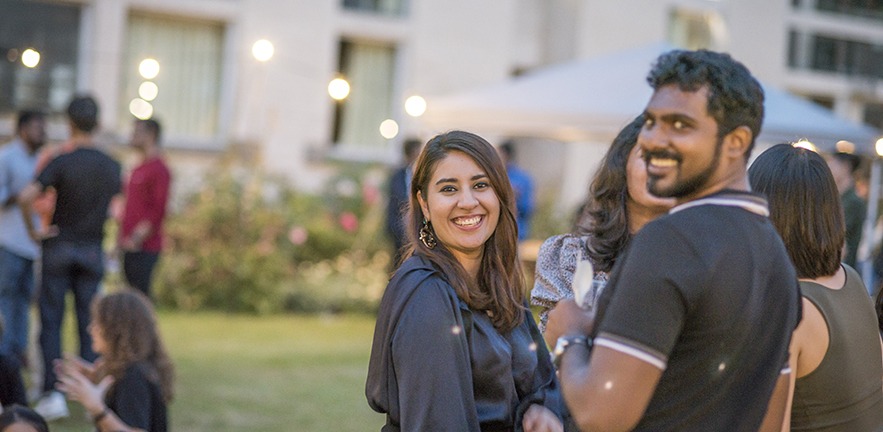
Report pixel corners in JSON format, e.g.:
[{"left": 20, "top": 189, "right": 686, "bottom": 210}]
[
  {"left": 528, "top": 189, "right": 574, "bottom": 241},
  {"left": 153, "top": 163, "right": 391, "bottom": 314}
]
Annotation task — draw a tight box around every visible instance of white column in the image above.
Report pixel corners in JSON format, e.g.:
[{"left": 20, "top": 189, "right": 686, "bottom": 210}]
[{"left": 88, "top": 0, "right": 127, "bottom": 131}]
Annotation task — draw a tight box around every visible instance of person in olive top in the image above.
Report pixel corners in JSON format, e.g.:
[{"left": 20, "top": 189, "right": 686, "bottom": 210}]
[{"left": 750, "top": 143, "right": 883, "bottom": 432}]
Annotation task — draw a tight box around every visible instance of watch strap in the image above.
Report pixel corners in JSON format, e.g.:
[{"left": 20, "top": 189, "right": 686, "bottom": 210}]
[{"left": 552, "top": 335, "right": 591, "bottom": 368}]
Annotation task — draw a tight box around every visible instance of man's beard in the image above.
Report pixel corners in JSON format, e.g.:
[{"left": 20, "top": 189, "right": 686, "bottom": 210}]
[{"left": 647, "top": 136, "right": 723, "bottom": 199}]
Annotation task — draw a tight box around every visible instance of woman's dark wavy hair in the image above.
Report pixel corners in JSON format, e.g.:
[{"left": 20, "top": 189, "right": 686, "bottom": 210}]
[
  {"left": 647, "top": 49, "right": 764, "bottom": 159},
  {"left": 748, "top": 144, "right": 844, "bottom": 278},
  {"left": 404, "top": 130, "right": 525, "bottom": 332},
  {"left": 92, "top": 289, "right": 175, "bottom": 403},
  {"left": 576, "top": 115, "right": 644, "bottom": 273}
]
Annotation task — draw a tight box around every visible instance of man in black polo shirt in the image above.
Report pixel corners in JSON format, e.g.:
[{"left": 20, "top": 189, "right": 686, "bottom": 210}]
[
  {"left": 19, "top": 95, "right": 122, "bottom": 421},
  {"left": 542, "top": 50, "right": 800, "bottom": 432}
]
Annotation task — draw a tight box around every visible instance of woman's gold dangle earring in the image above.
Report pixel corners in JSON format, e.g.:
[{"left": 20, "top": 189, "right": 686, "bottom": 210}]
[{"left": 419, "top": 219, "right": 436, "bottom": 249}]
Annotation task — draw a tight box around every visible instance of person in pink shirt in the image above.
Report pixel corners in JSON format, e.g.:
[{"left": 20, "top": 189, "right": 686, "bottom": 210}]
[{"left": 119, "top": 119, "right": 171, "bottom": 298}]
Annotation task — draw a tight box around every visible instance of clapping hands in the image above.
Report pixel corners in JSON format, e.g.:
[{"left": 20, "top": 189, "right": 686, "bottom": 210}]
[{"left": 54, "top": 356, "right": 114, "bottom": 416}]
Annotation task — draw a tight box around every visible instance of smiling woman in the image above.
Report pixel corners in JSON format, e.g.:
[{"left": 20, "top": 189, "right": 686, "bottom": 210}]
[
  {"left": 416, "top": 150, "right": 501, "bottom": 278},
  {"left": 366, "top": 131, "right": 567, "bottom": 432}
]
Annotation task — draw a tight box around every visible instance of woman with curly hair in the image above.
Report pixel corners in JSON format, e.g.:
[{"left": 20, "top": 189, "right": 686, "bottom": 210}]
[
  {"left": 56, "top": 289, "right": 173, "bottom": 432},
  {"left": 531, "top": 115, "right": 675, "bottom": 330}
]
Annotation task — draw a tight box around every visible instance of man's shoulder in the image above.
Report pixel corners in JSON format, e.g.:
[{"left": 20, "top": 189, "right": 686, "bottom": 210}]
[
  {"left": 137, "top": 157, "right": 170, "bottom": 175},
  {"left": 652, "top": 198, "right": 763, "bottom": 230},
  {"left": 92, "top": 149, "right": 122, "bottom": 171},
  {"left": 0, "top": 140, "right": 17, "bottom": 156},
  {"left": 0, "top": 140, "right": 27, "bottom": 161},
  {"left": 635, "top": 212, "right": 688, "bottom": 241},
  {"left": 48, "top": 149, "right": 120, "bottom": 181},
  {"left": 0, "top": 145, "right": 15, "bottom": 165},
  {"left": 95, "top": 148, "right": 121, "bottom": 165},
  {"left": 633, "top": 207, "right": 744, "bottom": 258}
]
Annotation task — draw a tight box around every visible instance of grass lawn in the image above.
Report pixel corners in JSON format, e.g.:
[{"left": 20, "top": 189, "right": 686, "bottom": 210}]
[{"left": 48, "top": 312, "right": 385, "bottom": 432}]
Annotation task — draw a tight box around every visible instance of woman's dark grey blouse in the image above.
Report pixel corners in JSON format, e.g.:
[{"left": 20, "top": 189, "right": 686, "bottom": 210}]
[{"left": 367, "top": 255, "right": 563, "bottom": 431}]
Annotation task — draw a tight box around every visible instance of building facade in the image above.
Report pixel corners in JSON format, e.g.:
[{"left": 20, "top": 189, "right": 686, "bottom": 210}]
[
  {"left": 576, "top": 0, "right": 883, "bottom": 132},
  {"left": 1, "top": 0, "right": 880, "bottom": 195}
]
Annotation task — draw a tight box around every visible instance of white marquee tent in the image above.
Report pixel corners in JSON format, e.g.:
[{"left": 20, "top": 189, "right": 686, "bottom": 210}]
[
  {"left": 419, "top": 42, "right": 880, "bottom": 152},
  {"left": 418, "top": 43, "right": 883, "bottom": 284}
]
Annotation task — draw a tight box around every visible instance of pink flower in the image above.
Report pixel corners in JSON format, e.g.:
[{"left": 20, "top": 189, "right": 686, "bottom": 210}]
[
  {"left": 339, "top": 212, "right": 359, "bottom": 233},
  {"left": 363, "top": 183, "right": 380, "bottom": 206},
  {"left": 288, "top": 226, "right": 308, "bottom": 245}
]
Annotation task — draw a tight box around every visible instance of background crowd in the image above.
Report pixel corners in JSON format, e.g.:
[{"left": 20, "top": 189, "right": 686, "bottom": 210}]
[
  {"left": 370, "top": 48, "right": 883, "bottom": 432},
  {"left": 0, "top": 95, "right": 173, "bottom": 431},
  {"left": 2, "top": 46, "right": 883, "bottom": 432}
]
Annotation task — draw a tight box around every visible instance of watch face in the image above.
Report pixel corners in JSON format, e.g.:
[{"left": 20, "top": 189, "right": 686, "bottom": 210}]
[{"left": 553, "top": 336, "right": 590, "bottom": 368}]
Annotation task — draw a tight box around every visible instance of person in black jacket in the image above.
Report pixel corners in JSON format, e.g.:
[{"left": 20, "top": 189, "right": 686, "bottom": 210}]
[{"left": 367, "top": 131, "right": 565, "bottom": 431}]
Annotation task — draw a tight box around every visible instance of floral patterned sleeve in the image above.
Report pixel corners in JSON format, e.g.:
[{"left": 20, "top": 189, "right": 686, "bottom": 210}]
[{"left": 530, "top": 233, "right": 607, "bottom": 333}]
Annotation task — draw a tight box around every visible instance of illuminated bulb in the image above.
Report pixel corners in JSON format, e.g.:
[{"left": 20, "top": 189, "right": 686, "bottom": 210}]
[
  {"left": 404, "top": 95, "right": 427, "bottom": 117},
  {"left": 21, "top": 48, "right": 40, "bottom": 68},
  {"left": 138, "top": 81, "right": 159, "bottom": 101},
  {"left": 129, "top": 98, "right": 153, "bottom": 120},
  {"left": 252, "top": 39, "right": 274, "bottom": 62},
  {"left": 379, "top": 119, "right": 399, "bottom": 139},
  {"left": 328, "top": 78, "right": 350, "bottom": 100},
  {"left": 139, "top": 58, "right": 160, "bottom": 79}
]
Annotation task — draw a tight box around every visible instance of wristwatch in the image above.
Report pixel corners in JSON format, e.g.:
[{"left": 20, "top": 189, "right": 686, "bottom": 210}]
[{"left": 552, "top": 335, "right": 591, "bottom": 368}]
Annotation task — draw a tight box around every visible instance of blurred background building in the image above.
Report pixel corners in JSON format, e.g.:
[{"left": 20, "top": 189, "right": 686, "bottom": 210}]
[{"left": 0, "top": 0, "right": 880, "bottom": 205}]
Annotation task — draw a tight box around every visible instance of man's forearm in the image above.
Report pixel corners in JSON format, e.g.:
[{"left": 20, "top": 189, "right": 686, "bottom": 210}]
[
  {"left": 17, "top": 183, "right": 41, "bottom": 239},
  {"left": 19, "top": 198, "right": 38, "bottom": 240},
  {"left": 758, "top": 372, "right": 791, "bottom": 432}
]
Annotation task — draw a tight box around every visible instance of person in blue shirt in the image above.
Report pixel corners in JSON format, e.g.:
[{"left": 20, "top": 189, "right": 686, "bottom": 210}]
[
  {"left": 500, "top": 140, "right": 535, "bottom": 240},
  {"left": 385, "top": 138, "right": 422, "bottom": 269},
  {"left": 0, "top": 110, "right": 45, "bottom": 380}
]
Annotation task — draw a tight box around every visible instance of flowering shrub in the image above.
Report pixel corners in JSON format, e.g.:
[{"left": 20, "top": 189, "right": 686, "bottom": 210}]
[{"left": 153, "top": 163, "right": 391, "bottom": 314}]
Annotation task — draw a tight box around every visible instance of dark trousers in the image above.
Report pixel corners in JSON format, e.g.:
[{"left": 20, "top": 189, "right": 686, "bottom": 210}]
[
  {"left": 39, "top": 240, "right": 102, "bottom": 392},
  {"left": 0, "top": 246, "right": 34, "bottom": 362},
  {"left": 123, "top": 251, "right": 160, "bottom": 297},
  {"left": 0, "top": 352, "right": 26, "bottom": 406}
]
